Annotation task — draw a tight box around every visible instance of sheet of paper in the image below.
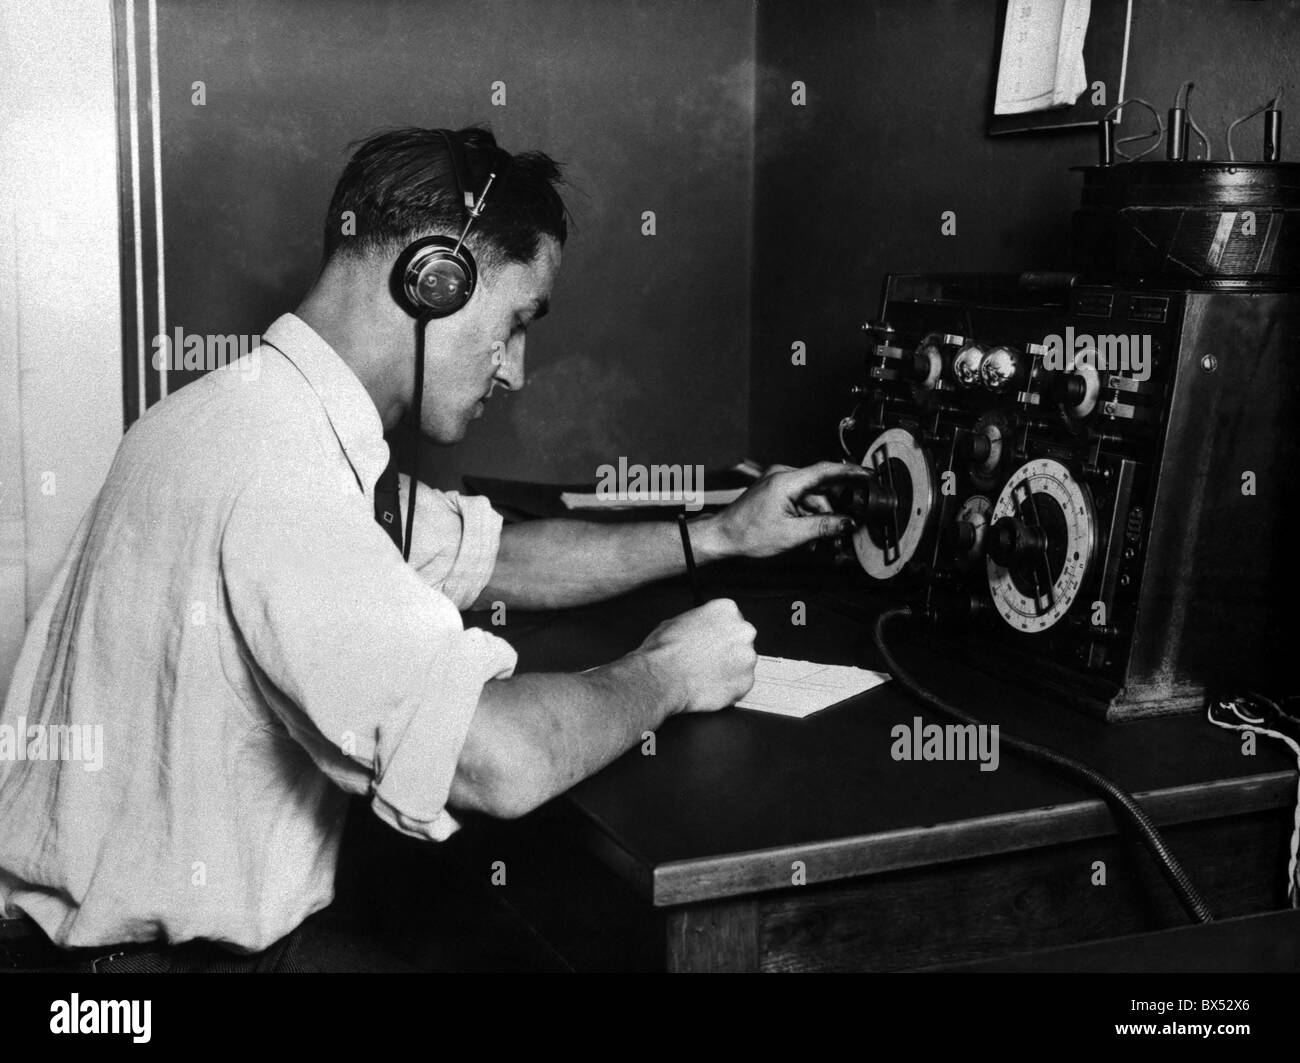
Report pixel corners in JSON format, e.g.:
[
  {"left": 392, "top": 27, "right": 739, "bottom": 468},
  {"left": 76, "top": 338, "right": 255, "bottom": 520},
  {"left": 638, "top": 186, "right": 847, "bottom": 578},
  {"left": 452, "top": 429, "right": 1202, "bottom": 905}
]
[
  {"left": 559, "top": 487, "right": 747, "bottom": 510},
  {"left": 994, "top": 0, "right": 1091, "bottom": 116},
  {"left": 735, "top": 655, "right": 890, "bottom": 719}
]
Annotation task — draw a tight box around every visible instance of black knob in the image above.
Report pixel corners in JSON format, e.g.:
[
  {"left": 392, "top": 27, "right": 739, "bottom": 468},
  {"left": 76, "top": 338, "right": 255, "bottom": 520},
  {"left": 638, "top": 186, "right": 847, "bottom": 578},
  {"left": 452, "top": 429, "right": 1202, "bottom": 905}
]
[
  {"left": 833, "top": 475, "right": 897, "bottom": 526},
  {"left": 894, "top": 352, "right": 932, "bottom": 381},
  {"left": 946, "top": 520, "right": 977, "bottom": 551},
  {"left": 987, "top": 516, "right": 1047, "bottom": 569},
  {"left": 956, "top": 430, "right": 997, "bottom": 474},
  {"left": 957, "top": 431, "right": 993, "bottom": 465},
  {"left": 862, "top": 478, "right": 898, "bottom": 524},
  {"left": 1044, "top": 372, "right": 1087, "bottom": 405}
]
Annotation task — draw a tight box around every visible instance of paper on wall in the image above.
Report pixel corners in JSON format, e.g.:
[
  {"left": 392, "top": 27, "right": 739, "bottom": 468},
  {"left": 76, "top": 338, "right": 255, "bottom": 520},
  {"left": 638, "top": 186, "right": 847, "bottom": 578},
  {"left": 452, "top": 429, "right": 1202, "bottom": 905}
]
[{"left": 994, "top": 0, "right": 1091, "bottom": 115}]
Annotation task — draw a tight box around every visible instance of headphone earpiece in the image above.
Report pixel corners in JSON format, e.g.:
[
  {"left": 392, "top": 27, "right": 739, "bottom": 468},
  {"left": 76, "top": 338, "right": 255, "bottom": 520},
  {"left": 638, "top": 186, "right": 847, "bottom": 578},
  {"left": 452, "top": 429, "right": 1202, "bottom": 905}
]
[
  {"left": 390, "top": 129, "right": 494, "bottom": 319},
  {"left": 392, "top": 235, "right": 478, "bottom": 318}
]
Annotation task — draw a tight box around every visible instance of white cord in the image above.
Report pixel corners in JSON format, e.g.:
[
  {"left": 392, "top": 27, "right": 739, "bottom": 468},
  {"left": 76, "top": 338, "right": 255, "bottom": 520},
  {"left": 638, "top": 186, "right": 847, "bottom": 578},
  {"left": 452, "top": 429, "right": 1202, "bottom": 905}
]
[
  {"left": 838, "top": 417, "right": 857, "bottom": 460},
  {"left": 1208, "top": 707, "right": 1300, "bottom": 907}
]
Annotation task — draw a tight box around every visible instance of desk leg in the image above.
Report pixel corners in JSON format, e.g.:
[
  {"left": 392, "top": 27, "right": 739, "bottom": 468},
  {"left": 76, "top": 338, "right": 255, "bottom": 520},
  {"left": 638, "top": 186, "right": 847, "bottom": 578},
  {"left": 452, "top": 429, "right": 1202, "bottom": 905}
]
[{"left": 664, "top": 899, "right": 759, "bottom": 973}]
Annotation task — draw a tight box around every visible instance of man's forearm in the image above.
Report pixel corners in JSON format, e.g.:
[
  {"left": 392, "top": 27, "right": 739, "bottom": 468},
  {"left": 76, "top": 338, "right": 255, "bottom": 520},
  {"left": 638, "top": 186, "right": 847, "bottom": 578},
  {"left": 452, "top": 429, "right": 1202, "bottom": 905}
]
[
  {"left": 448, "top": 649, "right": 679, "bottom": 818},
  {"left": 474, "top": 516, "right": 732, "bottom": 610}
]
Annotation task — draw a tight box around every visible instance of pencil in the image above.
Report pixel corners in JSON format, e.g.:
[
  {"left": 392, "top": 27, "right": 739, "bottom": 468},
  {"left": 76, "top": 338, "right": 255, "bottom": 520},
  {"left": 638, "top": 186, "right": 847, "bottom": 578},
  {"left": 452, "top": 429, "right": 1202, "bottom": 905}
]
[{"left": 677, "top": 510, "right": 704, "bottom": 607}]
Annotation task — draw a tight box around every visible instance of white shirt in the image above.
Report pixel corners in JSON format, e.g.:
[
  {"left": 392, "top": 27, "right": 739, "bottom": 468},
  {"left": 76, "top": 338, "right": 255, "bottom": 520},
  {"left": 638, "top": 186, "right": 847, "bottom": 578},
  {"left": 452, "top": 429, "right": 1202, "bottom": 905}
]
[{"left": 0, "top": 314, "right": 514, "bottom": 951}]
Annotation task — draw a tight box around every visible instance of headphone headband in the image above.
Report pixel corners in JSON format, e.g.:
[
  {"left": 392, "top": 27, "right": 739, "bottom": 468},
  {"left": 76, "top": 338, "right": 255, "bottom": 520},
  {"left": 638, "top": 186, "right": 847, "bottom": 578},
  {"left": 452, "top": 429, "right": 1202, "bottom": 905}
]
[{"left": 437, "top": 128, "right": 472, "bottom": 216}]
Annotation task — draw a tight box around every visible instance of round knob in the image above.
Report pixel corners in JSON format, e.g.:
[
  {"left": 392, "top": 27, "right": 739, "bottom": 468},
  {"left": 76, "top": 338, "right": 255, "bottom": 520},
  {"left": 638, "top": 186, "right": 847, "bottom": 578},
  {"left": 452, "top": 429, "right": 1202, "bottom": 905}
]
[
  {"left": 952, "top": 344, "right": 985, "bottom": 387},
  {"left": 980, "top": 346, "right": 1022, "bottom": 392},
  {"left": 1044, "top": 371, "right": 1087, "bottom": 405},
  {"left": 946, "top": 520, "right": 978, "bottom": 551},
  {"left": 839, "top": 476, "right": 898, "bottom": 526},
  {"left": 957, "top": 432, "right": 993, "bottom": 465},
  {"left": 987, "top": 516, "right": 1047, "bottom": 569},
  {"left": 894, "top": 352, "right": 933, "bottom": 382},
  {"left": 862, "top": 479, "right": 898, "bottom": 524}
]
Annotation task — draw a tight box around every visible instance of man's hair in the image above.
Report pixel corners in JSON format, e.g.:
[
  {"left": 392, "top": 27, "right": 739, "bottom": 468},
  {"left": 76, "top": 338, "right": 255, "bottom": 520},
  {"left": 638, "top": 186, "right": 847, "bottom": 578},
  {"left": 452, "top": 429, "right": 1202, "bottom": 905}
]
[{"left": 321, "top": 126, "right": 568, "bottom": 273}]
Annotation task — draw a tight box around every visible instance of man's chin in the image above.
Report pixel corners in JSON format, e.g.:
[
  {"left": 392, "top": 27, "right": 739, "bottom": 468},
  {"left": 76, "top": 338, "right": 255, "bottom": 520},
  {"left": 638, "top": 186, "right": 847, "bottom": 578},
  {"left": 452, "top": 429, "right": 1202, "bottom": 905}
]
[
  {"left": 419, "top": 404, "right": 483, "bottom": 444},
  {"left": 419, "top": 424, "right": 467, "bottom": 446}
]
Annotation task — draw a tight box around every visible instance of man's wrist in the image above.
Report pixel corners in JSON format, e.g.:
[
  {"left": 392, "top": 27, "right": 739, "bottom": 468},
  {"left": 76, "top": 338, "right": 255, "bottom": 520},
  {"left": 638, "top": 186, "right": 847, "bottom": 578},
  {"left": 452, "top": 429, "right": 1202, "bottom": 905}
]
[
  {"left": 620, "top": 647, "right": 686, "bottom": 720},
  {"left": 683, "top": 512, "right": 736, "bottom": 564}
]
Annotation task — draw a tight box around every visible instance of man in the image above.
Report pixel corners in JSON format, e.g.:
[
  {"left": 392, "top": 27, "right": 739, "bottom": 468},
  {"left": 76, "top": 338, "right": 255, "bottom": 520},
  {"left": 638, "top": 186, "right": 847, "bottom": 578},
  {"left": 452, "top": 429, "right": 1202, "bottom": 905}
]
[{"left": 0, "top": 126, "right": 863, "bottom": 971}]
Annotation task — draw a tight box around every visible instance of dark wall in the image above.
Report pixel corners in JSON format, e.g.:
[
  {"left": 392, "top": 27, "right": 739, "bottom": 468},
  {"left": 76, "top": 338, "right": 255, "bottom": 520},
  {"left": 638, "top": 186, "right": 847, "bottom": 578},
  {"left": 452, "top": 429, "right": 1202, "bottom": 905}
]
[
  {"left": 158, "top": 0, "right": 755, "bottom": 489},
  {"left": 749, "top": 0, "right": 1300, "bottom": 467}
]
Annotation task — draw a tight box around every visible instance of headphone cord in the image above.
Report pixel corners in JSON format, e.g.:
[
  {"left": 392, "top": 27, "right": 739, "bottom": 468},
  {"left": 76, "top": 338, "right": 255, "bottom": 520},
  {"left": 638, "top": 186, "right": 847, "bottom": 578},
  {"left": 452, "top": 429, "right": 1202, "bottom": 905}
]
[
  {"left": 402, "top": 315, "right": 428, "bottom": 563},
  {"left": 872, "top": 605, "right": 1215, "bottom": 925}
]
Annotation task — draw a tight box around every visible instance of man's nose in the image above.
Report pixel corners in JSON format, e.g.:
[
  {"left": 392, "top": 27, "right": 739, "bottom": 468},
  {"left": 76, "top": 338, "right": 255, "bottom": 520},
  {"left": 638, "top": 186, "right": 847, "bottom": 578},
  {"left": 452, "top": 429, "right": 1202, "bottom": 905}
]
[{"left": 495, "top": 335, "right": 526, "bottom": 391}]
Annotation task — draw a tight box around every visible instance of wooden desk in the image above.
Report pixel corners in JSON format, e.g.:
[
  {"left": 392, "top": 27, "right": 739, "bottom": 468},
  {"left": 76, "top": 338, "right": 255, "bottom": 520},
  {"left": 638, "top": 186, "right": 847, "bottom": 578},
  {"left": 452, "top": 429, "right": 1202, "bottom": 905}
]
[
  {"left": 448, "top": 481, "right": 1296, "bottom": 969},
  {"left": 932, "top": 908, "right": 1300, "bottom": 972},
  {"left": 457, "top": 579, "right": 1296, "bottom": 972}
]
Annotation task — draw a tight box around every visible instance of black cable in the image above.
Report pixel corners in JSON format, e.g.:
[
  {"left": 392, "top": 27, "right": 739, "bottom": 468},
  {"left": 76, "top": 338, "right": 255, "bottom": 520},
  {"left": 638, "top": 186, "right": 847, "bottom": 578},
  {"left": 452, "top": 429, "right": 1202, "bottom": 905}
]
[
  {"left": 402, "top": 315, "right": 428, "bottom": 563},
  {"left": 872, "top": 605, "right": 1215, "bottom": 925}
]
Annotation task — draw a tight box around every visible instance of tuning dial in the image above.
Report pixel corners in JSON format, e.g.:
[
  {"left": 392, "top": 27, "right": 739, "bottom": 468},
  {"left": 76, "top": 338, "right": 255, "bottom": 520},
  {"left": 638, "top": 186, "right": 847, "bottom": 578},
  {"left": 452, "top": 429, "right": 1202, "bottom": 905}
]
[
  {"left": 851, "top": 428, "right": 938, "bottom": 581},
  {"left": 987, "top": 516, "right": 1047, "bottom": 569},
  {"left": 986, "top": 459, "right": 1098, "bottom": 633}
]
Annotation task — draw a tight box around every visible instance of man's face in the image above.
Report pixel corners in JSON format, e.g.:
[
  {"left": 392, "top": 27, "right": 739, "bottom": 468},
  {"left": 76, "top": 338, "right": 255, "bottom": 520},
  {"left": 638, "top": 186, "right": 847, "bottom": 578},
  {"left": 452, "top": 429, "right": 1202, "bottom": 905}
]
[{"left": 417, "top": 236, "right": 560, "bottom": 443}]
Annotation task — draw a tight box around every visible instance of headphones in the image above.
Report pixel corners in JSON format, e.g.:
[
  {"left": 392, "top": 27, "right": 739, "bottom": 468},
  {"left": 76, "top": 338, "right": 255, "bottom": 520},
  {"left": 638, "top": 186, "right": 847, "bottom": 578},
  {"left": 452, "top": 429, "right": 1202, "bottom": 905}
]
[
  {"left": 390, "top": 129, "right": 499, "bottom": 318},
  {"left": 382, "top": 131, "right": 500, "bottom": 562}
]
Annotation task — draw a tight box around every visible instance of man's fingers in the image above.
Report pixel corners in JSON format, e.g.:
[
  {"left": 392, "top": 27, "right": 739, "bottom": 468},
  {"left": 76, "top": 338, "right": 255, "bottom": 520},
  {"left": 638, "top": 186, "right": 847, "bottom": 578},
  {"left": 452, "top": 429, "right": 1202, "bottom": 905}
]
[
  {"left": 794, "top": 513, "right": 855, "bottom": 544},
  {"left": 695, "top": 597, "right": 740, "bottom": 619},
  {"left": 798, "top": 492, "right": 835, "bottom": 515},
  {"left": 779, "top": 461, "right": 870, "bottom": 499}
]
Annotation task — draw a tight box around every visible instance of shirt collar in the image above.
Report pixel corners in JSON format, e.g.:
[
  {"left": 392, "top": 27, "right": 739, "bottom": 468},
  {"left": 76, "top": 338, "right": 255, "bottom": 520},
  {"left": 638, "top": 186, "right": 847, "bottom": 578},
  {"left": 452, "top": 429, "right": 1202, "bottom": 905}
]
[{"left": 261, "top": 313, "right": 390, "bottom": 495}]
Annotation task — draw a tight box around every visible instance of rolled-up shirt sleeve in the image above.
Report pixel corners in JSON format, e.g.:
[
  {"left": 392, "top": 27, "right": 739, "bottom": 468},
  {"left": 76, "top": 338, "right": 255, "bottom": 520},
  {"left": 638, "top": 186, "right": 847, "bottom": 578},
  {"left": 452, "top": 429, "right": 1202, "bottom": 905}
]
[
  {"left": 399, "top": 476, "right": 502, "bottom": 609},
  {"left": 220, "top": 466, "right": 516, "bottom": 842}
]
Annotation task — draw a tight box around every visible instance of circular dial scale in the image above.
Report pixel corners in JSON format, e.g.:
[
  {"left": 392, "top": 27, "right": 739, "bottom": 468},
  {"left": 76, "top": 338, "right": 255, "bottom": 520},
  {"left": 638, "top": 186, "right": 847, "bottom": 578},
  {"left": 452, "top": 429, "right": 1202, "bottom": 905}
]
[
  {"left": 853, "top": 427, "right": 936, "bottom": 580},
  {"left": 986, "top": 458, "right": 1096, "bottom": 632}
]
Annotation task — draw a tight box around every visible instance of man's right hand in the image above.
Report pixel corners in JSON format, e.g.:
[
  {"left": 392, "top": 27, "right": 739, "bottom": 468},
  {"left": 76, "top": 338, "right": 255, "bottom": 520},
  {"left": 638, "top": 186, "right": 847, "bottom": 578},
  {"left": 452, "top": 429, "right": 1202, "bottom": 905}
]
[
  {"left": 455, "top": 598, "right": 757, "bottom": 819},
  {"left": 636, "top": 598, "right": 758, "bottom": 713}
]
